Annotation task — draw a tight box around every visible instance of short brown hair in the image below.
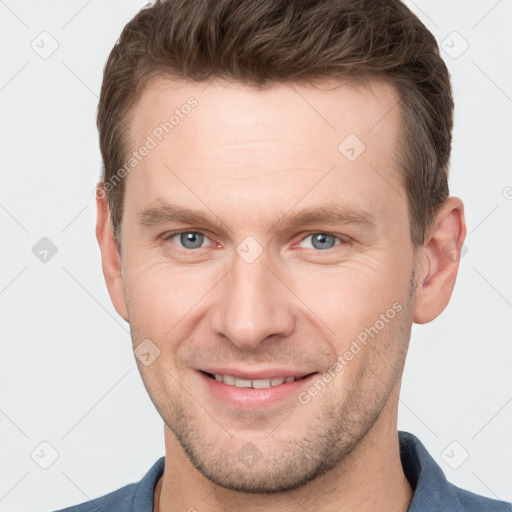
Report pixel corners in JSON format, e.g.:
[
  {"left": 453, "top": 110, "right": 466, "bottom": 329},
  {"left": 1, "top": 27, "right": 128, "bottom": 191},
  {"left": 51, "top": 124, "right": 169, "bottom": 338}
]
[{"left": 97, "top": 0, "right": 453, "bottom": 248}]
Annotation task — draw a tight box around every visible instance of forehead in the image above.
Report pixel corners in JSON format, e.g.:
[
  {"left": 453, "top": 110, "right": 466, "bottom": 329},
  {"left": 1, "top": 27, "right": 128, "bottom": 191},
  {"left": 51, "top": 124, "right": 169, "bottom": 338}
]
[
  {"left": 130, "top": 77, "right": 400, "bottom": 158},
  {"left": 124, "top": 76, "right": 406, "bottom": 234}
]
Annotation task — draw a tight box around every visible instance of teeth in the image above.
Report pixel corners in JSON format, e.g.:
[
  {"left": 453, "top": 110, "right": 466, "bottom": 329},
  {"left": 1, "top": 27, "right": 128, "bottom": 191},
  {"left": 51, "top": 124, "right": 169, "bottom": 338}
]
[
  {"left": 234, "top": 377, "right": 252, "bottom": 388},
  {"left": 213, "top": 373, "right": 299, "bottom": 389},
  {"left": 252, "top": 379, "right": 271, "bottom": 389},
  {"left": 224, "top": 374, "right": 235, "bottom": 385}
]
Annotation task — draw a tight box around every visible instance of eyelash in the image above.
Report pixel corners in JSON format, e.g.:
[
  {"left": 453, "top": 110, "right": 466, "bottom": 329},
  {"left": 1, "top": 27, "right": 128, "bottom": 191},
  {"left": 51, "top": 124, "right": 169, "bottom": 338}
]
[{"left": 162, "top": 230, "right": 349, "bottom": 252}]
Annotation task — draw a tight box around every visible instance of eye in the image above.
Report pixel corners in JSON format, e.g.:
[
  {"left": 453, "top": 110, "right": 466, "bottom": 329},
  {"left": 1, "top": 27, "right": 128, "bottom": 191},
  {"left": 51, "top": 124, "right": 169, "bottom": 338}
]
[
  {"left": 298, "top": 232, "right": 345, "bottom": 251},
  {"left": 167, "top": 231, "right": 209, "bottom": 250}
]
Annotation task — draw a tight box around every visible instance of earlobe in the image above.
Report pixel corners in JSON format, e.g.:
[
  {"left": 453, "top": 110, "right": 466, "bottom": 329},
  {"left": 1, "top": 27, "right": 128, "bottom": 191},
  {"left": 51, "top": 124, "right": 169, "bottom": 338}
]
[
  {"left": 412, "top": 197, "right": 467, "bottom": 324},
  {"left": 95, "top": 183, "right": 129, "bottom": 323}
]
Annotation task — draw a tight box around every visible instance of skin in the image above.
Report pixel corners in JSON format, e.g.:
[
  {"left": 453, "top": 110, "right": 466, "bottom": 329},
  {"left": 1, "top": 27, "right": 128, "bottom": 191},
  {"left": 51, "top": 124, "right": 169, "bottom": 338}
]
[{"left": 96, "top": 77, "right": 466, "bottom": 512}]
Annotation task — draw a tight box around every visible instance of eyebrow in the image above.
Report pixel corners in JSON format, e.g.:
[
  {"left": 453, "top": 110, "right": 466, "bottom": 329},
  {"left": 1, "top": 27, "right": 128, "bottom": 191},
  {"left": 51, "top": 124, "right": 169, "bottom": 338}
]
[
  {"left": 139, "top": 203, "right": 219, "bottom": 228},
  {"left": 138, "top": 202, "right": 377, "bottom": 233},
  {"left": 276, "top": 204, "right": 377, "bottom": 232}
]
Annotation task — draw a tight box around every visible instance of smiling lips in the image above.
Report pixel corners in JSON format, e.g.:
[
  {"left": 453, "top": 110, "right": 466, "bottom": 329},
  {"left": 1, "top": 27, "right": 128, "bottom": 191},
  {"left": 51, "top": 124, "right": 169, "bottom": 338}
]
[
  {"left": 200, "top": 370, "right": 316, "bottom": 389},
  {"left": 198, "top": 368, "right": 320, "bottom": 408}
]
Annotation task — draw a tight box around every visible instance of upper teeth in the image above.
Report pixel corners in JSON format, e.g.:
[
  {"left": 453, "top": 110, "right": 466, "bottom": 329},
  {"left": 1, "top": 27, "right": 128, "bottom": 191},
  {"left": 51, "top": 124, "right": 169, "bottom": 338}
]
[{"left": 214, "top": 374, "right": 297, "bottom": 389}]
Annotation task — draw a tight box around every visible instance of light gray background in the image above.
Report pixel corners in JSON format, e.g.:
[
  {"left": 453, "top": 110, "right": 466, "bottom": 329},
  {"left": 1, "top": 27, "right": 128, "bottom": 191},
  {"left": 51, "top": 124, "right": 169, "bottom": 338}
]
[{"left": 1, "top": 1, "right": 511, "bottom": 510}]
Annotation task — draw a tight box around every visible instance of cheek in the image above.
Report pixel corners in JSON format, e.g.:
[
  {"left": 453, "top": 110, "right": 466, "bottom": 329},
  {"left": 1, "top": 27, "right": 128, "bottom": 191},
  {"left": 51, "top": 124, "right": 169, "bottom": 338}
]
[
  {"left": 123, "top": 257, "right": 216, "bottom": 333},
  {"left": 327, "top": 301, "right": 411, "bottom": 402},
  {"left": 289, "top": 257, "right": 409, "bottom": 331}
]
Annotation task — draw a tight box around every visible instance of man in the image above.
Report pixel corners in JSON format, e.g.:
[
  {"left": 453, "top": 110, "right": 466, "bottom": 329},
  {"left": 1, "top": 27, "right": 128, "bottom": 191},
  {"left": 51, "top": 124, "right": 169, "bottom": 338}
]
[{"left": 56, "top": 0, "right": 510, "bottom": 511}]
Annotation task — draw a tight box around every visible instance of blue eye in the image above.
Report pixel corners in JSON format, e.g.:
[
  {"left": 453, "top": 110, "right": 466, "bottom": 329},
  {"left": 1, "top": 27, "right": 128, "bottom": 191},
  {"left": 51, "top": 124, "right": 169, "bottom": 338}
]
[
  {"left": 300, "top": 233, "right": 341, "bottom": 250},
  {"left": 165, "top": 231, "right": 346, "bottom": 253},
  {"left": 172, "top": 231, "right": 206, "bottom": 249}
]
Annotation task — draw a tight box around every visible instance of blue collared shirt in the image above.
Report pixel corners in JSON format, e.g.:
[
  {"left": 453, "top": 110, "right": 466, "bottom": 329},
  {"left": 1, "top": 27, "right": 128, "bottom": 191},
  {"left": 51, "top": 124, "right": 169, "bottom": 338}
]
[{"left": 54, "top": 431, "right": 510, "bottom": 511}]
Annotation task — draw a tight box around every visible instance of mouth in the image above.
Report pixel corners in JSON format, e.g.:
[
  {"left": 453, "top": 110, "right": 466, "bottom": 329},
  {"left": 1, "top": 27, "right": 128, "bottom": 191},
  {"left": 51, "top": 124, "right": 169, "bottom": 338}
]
[{"left": 199, "top": 370, "right": 318, "bottom": 389}]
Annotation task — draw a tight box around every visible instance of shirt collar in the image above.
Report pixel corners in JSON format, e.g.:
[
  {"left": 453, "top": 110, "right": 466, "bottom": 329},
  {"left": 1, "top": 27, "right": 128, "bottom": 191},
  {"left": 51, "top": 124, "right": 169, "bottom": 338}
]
[{"left": 399, "top": 430, "right": 465, "bottom": 511}]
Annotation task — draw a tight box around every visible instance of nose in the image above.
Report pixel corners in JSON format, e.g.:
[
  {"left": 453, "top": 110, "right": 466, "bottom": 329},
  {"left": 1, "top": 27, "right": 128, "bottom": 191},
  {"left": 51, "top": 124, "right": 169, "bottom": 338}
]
[{"left": 210, "top": 249, "right": 296, "bottom": 350}]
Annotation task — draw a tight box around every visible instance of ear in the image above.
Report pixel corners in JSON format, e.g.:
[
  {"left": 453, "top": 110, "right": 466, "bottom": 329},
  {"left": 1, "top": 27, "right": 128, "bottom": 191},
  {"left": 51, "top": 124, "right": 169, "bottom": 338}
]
[
  {"left": 95, "top": 182, "right": 129, "bottom": 322},
  {"left": 413, "top": 197, "right": 467, "bottom": 324}
]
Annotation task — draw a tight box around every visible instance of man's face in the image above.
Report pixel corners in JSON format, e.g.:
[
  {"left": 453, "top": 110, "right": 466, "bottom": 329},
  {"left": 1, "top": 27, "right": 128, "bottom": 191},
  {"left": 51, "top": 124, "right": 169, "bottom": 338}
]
[{"left": 115, "top": 78, "right": 419, "bottom": 492}]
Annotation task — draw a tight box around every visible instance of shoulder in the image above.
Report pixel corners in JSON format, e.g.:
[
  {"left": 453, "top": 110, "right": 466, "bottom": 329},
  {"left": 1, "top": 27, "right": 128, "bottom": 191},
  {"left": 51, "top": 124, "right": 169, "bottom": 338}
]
[
  {"left": 452, "top": 485, "right": 512, "bottom": 512},
  {"left": 51, "top": 457, "right": 165, "bottom": 512},
  {"left": 398, "top": 431, "right": 511, "bottom": 512},
  {"left": 54, "top": 482, "right": 138, "bottom": 512}
]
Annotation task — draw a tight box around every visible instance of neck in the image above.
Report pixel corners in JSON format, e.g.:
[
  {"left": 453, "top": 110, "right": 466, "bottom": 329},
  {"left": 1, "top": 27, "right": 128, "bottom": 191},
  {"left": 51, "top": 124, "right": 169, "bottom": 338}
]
[{"left": 156, "top": 404, "right": 413, "bottom": 512}]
